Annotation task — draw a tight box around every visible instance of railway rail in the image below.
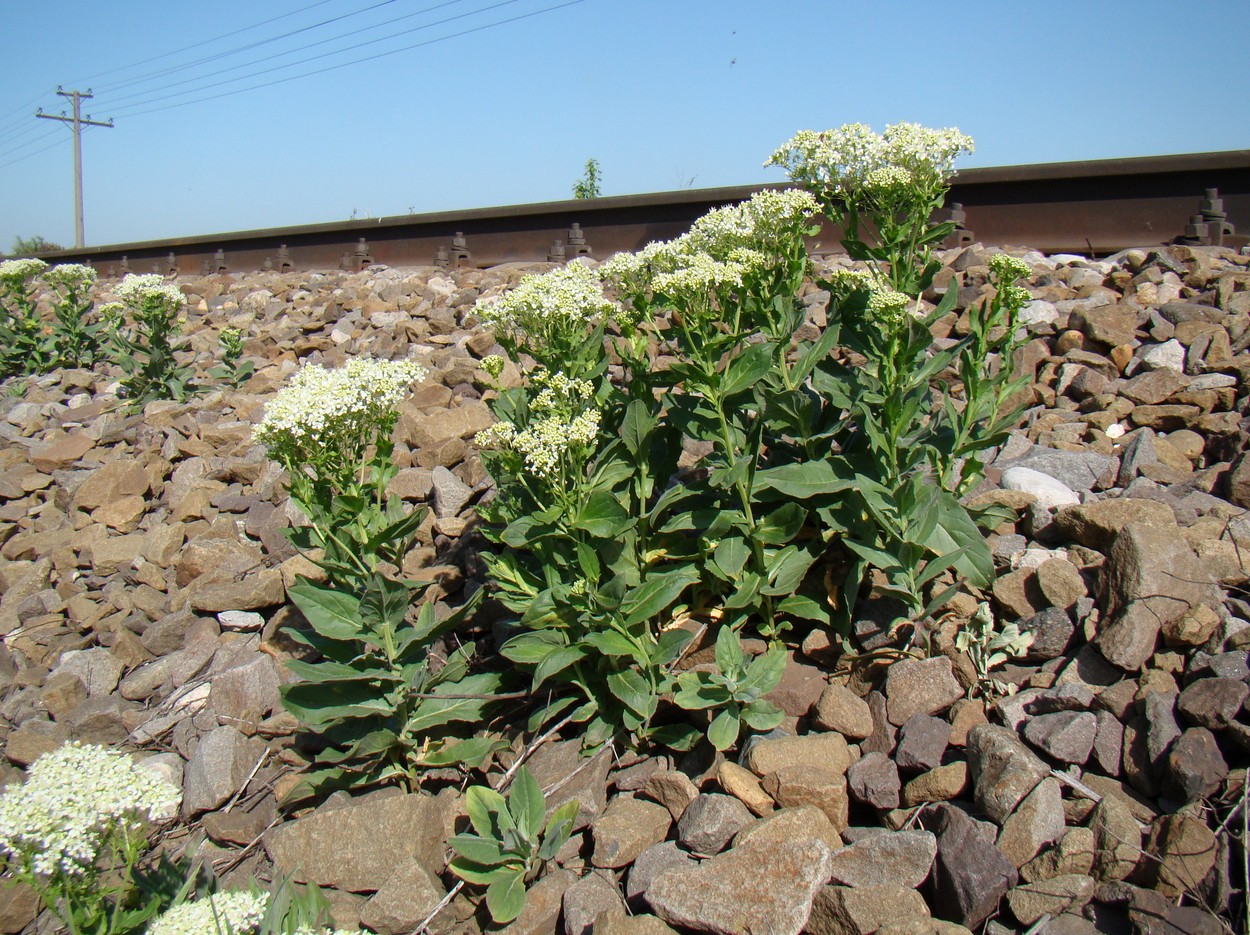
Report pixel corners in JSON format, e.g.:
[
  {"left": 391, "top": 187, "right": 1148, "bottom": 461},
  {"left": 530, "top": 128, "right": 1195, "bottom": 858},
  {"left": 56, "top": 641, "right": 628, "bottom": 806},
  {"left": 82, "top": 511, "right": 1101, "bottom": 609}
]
[{"left": 18, "top": 150, "right": 1250, "bottom": 276}]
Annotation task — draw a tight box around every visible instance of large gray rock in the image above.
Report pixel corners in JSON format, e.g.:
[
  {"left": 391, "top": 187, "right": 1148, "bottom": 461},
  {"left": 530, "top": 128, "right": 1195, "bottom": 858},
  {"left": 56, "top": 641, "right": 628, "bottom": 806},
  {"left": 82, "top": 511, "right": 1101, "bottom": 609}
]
[
  {"left": 826, "top": 830, "right": 937, "bottom": 889},
  {"left": 264, "top": 789, "right": 455, "bottom": 892},
  {"left": 965, "top": 725, "right": 1050, "bottom": 825},
  {"left": 358, "top": 857, "right": 447, "bottom": 935},
  {"left": 677, "top": 794, "right": 753, "bottom": 855},
  {"left": 182, "top": 726, "right": 267, "bottom": 817},
  {"left": 1097, "top": 521, "right": 1219, "bottom": 670},
  {"left": 648, "top": 836, "right": 833, "bottom": 935},
  {"left": 592, "top": 796, "right": 672, "bottom": 868},
  {"left": 924, "top": 803, "right": 1018, "bottom": 929}
]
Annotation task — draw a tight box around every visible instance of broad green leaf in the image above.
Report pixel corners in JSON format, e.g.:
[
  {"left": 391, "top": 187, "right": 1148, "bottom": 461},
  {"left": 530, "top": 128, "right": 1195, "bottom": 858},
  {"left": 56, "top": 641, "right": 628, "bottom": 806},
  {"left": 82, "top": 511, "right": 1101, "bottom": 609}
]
[
  {"left": 647, "top": 722, "right": 703, "bottom": 751},
  {"left": 533, "top": 645, "right": 588, "bottom": 688},
  {"left": 574, "top": 491, "right": 634, "bottom": 538},
  {"left": 607, "top": 668, "right": 656, "bottom": 719},
  {"left": 360, "top": 573, "right": 411, "bottom": 632},
  {"left": 466, "top": 786, "right": 510, "bottom": 838},
  {"left": 449, "top": 835, "right": 507, "bottom": 868},
  {"left": 621, "top": 568, "right": 699, "bottom": 628},
  {"left": 449, "top": 857, "right": 516, "bottom": 886},
  {"left": 486, "top": 870, "right": 528, "bottom": 924},
  {"left": 509, "top": 767, "right": 546, "bottom": 843},
  {"left": 741, "top": 699, "right": 785, "bottom": 731},
  {"left": 740, "top": 646, "right": 787, "bottom": 697},
  {"left": 713, "top": 627, "right": 744, "bottom": 677},
  {"left": 713, "top": 536, "right": 751, "bottom": 580},
  {"left": 418, "top": 736, "right": 508, "bottom": 768},
  {"left": 501, "top": 630, "right": 567, "bottom": 665},
  {"left": 582, "top": 630, "right": 639, "bottom": 659},
  {"left": 621, "top": 399, "right": 657, "bottom": 457},
  {"left": 762, "top": 542, "right": 821, "bottom": 596},
  {"left": 707, "top": 708, "right": 741, "bottom": 751},
  {"left": 719, "top": 340, "right": 776, "bottom": 397},
  {"left": 287, "top": 582, "right": 361, "bottom": 641},
  {"left": 776, "top": 593, "right": 829, "bottom": 623},
  {"left": 754, "top": 502, "right": 807, "bottom": 545},
  {"left": 673, "top": 677, "right": 732, "bottom": 711},
  {"left": 754, "top": 462, "right": 852, "bottom": 499}
]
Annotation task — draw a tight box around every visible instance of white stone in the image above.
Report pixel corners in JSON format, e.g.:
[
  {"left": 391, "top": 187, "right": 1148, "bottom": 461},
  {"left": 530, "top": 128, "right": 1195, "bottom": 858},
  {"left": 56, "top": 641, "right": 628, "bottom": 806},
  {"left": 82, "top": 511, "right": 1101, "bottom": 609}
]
[
  {"left": 169, "top": 682, "right": 211, "bottom": 714},
  {"left": 1013, "top": 548, "right": 1070, "bottom": 570},
  {"left": 135, "top": 752, "right": 183, "bottom": 822},
  {"left": 1020, "top": 301, "right": 1059, "bottom": 327},
  {"left": 218, "top": 610, "right": 264, "bottom": 631},
  {"left": 1105, "top": 423, "right": 1126, "bottom": 439},
  {"left": 1141, "top": 339, "right": 1186, "bottom": 372},
  {"left": 1001, "top": 466, "right": 1080, "bottom": 510}
]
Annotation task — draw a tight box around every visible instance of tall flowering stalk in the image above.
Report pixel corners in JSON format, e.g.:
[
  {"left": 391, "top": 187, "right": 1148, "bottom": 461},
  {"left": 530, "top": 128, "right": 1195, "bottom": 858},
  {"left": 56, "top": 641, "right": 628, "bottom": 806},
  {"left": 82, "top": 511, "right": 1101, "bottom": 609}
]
[
  {"left": 0, "top": 257, "right": 52, "bottom": 376},
  {"left": 45, "top": 263, "right": 102, "bottom": 369},
  {"left": 254, "top": 356, "right": 427, "bottom": 588},
  {"left": 109, "top": 273, "right": 197, "bottom": 407},
  {"left": 0, "top": 742, "right": 180, "bottom": 935}
]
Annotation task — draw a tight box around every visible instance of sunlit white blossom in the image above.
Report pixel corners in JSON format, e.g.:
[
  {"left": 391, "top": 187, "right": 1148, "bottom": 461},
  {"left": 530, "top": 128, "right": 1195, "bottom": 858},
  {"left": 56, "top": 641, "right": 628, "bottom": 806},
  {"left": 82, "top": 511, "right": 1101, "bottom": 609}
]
[
  {"left": 148, "top": 891, "right": 269, "bottom": 935},
  {"left": 989, "top": 254, "right": 1032, "bottom": 281},
  {"left": 867, "top": 289, "right": 912, "bottom": 327},
  {"left": 44, "top": 264, "right": 98, "bottom": 291},
  {"left": 254, "top": 357, "right": 426, "bottom": 466},
  {"left": 0, "top": 258, "right": 47, "bottom": 285},
  {"left": 0, "top": 742, "right": 180, "bottom": 878},
  {"left": 476, "top": 263, "right": 614, "bottom": 344},
  {"left": 114, "top": 273, "right": 186, "bottom": 309}
]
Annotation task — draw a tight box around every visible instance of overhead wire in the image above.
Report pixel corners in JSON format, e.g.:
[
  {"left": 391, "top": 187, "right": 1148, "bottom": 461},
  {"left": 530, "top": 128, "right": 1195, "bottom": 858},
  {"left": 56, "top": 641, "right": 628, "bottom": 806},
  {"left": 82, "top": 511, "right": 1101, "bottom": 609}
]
[
  {"left": 110, "top": 0, "right": 582, "bottom": 120},
  {"left": 72, "top": 0, "right": 343, "bottom": 89},
  {"left": 112, "top": 0, "right": 585, "bottom": 120},
  {"left": 102, "top": 0, "right": 474, "bottom": 110}
]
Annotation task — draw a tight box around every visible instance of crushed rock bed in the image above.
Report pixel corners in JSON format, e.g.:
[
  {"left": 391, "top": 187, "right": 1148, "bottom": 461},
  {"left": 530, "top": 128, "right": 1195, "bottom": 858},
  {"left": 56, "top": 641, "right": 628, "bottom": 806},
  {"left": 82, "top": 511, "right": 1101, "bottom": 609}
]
[{"left": 0, "top": 243, "right": 1248, "bottom": 935}]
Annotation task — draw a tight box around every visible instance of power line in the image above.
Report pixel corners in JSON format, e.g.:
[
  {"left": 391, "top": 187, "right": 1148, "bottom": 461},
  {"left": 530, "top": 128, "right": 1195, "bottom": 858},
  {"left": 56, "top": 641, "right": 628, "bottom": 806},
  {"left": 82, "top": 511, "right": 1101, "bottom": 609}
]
[
  {"left": 0, "top": 135, "right": 67, "bottom": 173},
  {"left": 112, "top": 0, "right": 569, "bottom": 120},
  {"left": 0, "top": 127, "right": 62, "bottom": 163},
  {"left": 102, "top": 0, "right": 472, "bottom": 110},
  {"left": 73, "top": 0, "right": 341, "bottom": 88}
]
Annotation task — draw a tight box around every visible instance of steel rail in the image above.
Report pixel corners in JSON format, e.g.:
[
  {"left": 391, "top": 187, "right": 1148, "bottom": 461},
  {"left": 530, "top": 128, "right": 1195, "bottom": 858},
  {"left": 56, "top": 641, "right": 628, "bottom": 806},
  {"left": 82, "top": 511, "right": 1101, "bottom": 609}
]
[{"left": 18, "top": 150, "right": 1250, "bottom": 275}]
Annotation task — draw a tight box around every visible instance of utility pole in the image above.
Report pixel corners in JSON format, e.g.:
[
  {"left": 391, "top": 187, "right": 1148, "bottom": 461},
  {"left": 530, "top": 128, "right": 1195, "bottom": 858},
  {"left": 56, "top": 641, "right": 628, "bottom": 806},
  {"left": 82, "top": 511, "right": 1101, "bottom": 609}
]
[{"left": 36, "top": 88, "right": 113, "bottom": 249}]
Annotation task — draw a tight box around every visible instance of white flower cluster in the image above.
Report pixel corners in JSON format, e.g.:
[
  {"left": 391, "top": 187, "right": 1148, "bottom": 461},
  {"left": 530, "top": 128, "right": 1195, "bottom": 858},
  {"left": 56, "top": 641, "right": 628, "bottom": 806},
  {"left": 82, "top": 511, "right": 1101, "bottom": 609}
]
[
  {"left": 474, "top": 369, "right": 600, "bottom": 479},
  {"left": 867, "top": 289, "right": 912, "bottom": 327},
  {"left": 767, "top": 123, "right": 974, "bottom": 202},
  {"left": 824, "top": 268, "right": 883, "bottom": 296},
  {"left": 254, "top": 357, "right": 426, "bottom": 463},
  {"left": 0, "top": 258, "right": 48, "bottom": 285},
  {"left": 476, "top": 263, "right": 615, "bottom": 345},
  {"left": 44, "top": 263, "right": 98, "bottom": 290},
  {"left": 0, "top": 741, "right": 180, "bottom": 877},
  {"left": 114, "top": 273, "right": 186, "bottom": 310},
  {"left": 603, "top": 189, "right": 817, "bottom": 303},
  {"left": 148, "top": 891, "right": 269, "bottom": 935},
  {"left": 989, "top": 254, "right": 1032, "bottom": 282}
]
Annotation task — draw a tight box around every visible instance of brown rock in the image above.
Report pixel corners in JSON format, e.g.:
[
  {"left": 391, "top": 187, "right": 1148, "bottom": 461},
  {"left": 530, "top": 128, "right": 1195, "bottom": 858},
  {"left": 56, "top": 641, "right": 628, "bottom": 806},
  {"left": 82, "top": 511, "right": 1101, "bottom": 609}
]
[
  {"left": 808, "top": 885, "right": 932, "bottom": 935},
  {"left": 884, "top": 657, "right": 963, "bottom": 725},
  {"left": 592, "top": 797, "right": 672, "bottom": 869},
  {"left": 812, "top": 683, "right": 873, "bottom": 739}
]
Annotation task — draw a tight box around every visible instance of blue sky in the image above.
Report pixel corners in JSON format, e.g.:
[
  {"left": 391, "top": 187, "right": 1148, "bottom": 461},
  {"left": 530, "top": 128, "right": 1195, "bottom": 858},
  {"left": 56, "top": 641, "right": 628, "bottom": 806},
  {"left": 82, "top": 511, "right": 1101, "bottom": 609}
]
[{"left": 2, "top": 0, "right": 1248, "bottom": 250}]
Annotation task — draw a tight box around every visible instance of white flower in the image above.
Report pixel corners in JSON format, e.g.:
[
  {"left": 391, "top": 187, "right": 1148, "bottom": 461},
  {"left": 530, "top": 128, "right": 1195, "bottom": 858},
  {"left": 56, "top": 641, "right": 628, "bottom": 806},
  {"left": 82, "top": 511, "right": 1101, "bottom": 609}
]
[
  {"left": 989, "top": 254, "right": 1032, "bottom": 282},
  {"left": 254, "top": 357, "right": 426, "bottom": 464},
  {"left": 767, "top": 123, "right": 973, "bottom": 203},
  {"left": 114, "top": 273, "right": 186, "bottom": 310},
  {"left": 148, "top": 892, "right": 269, "bottom": 935},
  {"left": 0, "top": 258, "right": 48, "bottom": 285},
  {"left": 44, "top": 263, "right": 98, "bottom": 291},
  {"left": 475, "top": 263, "right": 614, "bottom": 344},
  {"left": 825, "top": 268, "right": 883, "bottom": 295},
  {"left": 867, "top": 289, "right": 912, "bottom": 327},
  {"left": 0, "top": 742, "right": 180, "bottom": 878}
]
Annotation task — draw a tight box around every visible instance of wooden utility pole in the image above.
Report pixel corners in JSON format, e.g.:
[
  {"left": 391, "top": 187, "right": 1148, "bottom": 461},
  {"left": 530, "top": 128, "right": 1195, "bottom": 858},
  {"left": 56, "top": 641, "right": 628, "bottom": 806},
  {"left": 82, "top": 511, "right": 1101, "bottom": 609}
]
[{"left": 36, "top": 88, "right": 113, "bottom": 248}]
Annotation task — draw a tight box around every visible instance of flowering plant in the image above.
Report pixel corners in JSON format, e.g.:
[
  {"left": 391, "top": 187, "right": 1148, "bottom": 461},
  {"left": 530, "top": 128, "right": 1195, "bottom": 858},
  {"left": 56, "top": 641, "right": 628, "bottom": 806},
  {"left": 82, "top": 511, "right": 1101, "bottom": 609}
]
[
  {"left": 0, "top": 741, "right": 180, "bottom": 935},
  {"left": 148, "top": 892, "right": 269, "bottom": 935},
  {"left": 254, "top": 357, "right": 428, "bottom": 590},
  {"left": 109, "top": 273, "right": 197, "bottom": 408},
  {"left": 208, "top": 326, "right": 255, "bottom": 388},
  {"left": 45, "top": 263, "right": 104, "bottom": 370},
  {"left": 0, "top": 257, "right": 53, "bottom": 376}
]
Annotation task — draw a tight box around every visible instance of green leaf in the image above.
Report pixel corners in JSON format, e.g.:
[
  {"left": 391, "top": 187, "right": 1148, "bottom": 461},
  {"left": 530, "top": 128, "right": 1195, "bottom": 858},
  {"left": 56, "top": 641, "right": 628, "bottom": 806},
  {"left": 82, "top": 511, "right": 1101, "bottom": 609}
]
[
  {"left": 713, "top": 627, "right": 745, "bottom": 677},
  {"left": 621, "top": 568, "right": 699, "bottom": 628},
  {"left": 501, "top": 630, "right": 567, "bottom": 665},
  {"left": 707, "top": 708, "right": 741, "bottom": 751},
  {"left": 755, "top": 502, "right": 807, "bottom": 545},
  {"left": 360, "top": 573, "right": 412, "bottom": 632},
  {"left": 466, "top": 786, "right": 510, "bottom": 838},
  {"left": 647, "top": 722, "right": 703, "bottom": 751},
  {"left": 450, "top": 834, "right": 507, "bottom": 868},
  {"left": 776, "top": 593, "right": 829, "bottom": 623},
  {"left": 621, "top": 399, "right": 657, "bottom": 457},
  {"left": 754, "top": 462, "right": 852, "bottom": 499},
  {"left": 719, "top": 340, "right": 776, "bottom": 397},
  {"left": 762, "top": 542, "right": 821, "bottom": 596},
  {"left": 574, "top": 491, "right": 634, "bottom": 538},
  {"left": 673, "top": 676, "right": 732, "bottom": 711},
  {"left": 510, "top": 767, "right": 546, "bottom": 843},
  {"left": 713, "top": 536, "right": 751, "bottom": 580},
  {"left": 739, "top": 646, "right": 787, "bottom": 697},
  {"left": 287, "top": 582, "right": 361, "bottom": 641},
  {"left": 449, "top": 857, "right": 515, "bottom": 886},
  {"left": 607, "top": 668, "right": 656, "bottom": 719},
  {"left": 418, "top": 736, "right": 508, "bottom": 768},
  {"left": 741, "top": 699, "right": 785, "bottom": 731},
  {"left": 581, "top": 630, "right": 637, "bottom": 658},
  {"left": 533, "top": 645, "right": 588, "bottom": 688},
  {"left": 486, "top": 870, "right": 528, "bottom": 924}
]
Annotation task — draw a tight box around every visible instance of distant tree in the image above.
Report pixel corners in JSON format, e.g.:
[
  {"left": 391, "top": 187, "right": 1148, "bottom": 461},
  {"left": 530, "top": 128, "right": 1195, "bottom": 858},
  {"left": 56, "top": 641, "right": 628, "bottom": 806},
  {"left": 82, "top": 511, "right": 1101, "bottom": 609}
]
[
  {"left": 572, "top": 159, "right": 602, "bottom": 199},
  {"left": 10, "top": 235, "right": 63, "bottom": 255}
]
